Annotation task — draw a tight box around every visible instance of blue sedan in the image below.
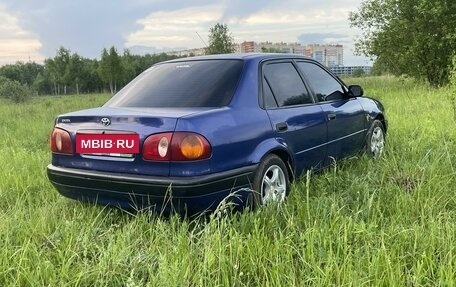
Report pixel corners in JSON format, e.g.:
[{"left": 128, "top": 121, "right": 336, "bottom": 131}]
[{"left": 47, "top": 53, "right": 386, "bottom": 214}]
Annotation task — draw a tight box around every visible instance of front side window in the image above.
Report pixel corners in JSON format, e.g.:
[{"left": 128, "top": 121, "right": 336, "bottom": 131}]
[
  {"left": 297, "top": 62, "right": 345, "bottom": 102},
  {"left": 263, "top": 62, "right": 313, "bottom": 107},
  {"left": 105, "top": 60, "right": 243, "bottom": 108}
]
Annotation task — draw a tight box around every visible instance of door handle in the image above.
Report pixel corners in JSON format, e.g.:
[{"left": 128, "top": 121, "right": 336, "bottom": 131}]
[
  {"left": 327, "top": 113, "right": 336, "bottom": 121},
  {"left": 276, "top": 122, "right": 288, "bottom": 132}
]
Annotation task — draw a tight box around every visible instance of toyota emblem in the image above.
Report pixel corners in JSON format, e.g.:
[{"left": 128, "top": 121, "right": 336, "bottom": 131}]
[{"left": 100, "top": 117, "right": 111, "bottom": 126}]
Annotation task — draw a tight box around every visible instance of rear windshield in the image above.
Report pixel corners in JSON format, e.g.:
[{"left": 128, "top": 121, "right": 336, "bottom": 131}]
[{"left": 105, "top": 59, "right": 243, "bottom": 108}]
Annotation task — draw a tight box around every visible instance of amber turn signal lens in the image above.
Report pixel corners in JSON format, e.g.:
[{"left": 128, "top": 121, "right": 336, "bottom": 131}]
[{"left": 180, "top": 135, "right": 204, "bottom": 160}]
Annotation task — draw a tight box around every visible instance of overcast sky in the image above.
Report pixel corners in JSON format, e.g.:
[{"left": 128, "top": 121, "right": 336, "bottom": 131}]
[{"left": 0, "top": 0, "right": 371, "bottom": 66}]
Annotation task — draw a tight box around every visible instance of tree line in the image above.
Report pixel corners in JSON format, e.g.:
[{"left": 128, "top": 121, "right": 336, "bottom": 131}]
[
  {"left": 3, "top": 8, "right": 456, "bottom": 103},
  {"left": 0, "top": 47, "right": 180, "bottom": 98},
  {"left": 0, "top": 23, "right": 235, "bottom": 103}
]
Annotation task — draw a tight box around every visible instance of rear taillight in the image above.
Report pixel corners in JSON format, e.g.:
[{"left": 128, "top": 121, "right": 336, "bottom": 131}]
[
  {"left": 171, "top": 133, "right": 211, "bottom": 161},
  {"left": 142, "top": 133, "right": 173, "bottom": 161},
  {"left": 142, "top": 132, "right": 211, "bottom": 161},
  {"left": 50, "top": 128, "right": 73, "bottom": 155}
]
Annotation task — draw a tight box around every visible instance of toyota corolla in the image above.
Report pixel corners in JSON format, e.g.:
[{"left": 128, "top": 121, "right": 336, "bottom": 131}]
[{"left": 47, "top": 53, "right": 386, "bottom": 214}]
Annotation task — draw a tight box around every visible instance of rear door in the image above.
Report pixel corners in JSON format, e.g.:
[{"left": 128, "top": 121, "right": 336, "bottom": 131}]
[
  {"left": 296, "top": 61, "right": 367, "bottom": 161},
  {"left": 261, "top": 60, "right": 327, "bottom": 175}
]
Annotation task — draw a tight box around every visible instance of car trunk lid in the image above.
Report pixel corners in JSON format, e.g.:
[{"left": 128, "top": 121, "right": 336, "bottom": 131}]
[{"left": 52, "top": 106, "right": 210, "bottom": 176}]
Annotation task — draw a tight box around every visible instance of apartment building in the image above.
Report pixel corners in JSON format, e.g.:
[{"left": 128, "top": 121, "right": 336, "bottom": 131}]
[
  {"left": 167, "top": 41, "right": 345, "bottom": 67},
  {"left": 240, "top": 41, "right": 344, "bottom": 66},
  {"left": 305, "top": 44, "right": 343, "bottom": 67}
]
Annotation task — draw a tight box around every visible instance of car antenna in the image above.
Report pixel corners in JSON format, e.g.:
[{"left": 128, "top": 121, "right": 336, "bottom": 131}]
[{"left": 196, "top": 32, "right": 208, "bottom": 48}]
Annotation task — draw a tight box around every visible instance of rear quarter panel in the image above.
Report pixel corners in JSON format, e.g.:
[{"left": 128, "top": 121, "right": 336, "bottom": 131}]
[
  {"left": 174, "top": 106, "right": 274, "bottom": 176},
  {"left": 173, "top": 57, "right": 281, "bottom": 176}
]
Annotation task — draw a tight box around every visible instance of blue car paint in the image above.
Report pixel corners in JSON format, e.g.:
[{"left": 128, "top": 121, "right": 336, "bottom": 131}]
[
  {"left": 47, "top": 53, "right": 386, "bottom": 214},
  {"left": 266, "top": 104, "right": 328, "bottom": 173},
  {"left": 321, "top": 98, "right": 367, "bottom": 161}
]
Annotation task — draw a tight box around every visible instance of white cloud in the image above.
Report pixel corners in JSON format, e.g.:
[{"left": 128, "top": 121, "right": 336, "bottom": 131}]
[
  {"left": 126, "top": 2, "right": 370, "bottom": 64},
  {"left": 127, "top": 5, "right": 354, "bottom": 48},
  {"left": 0, "top": 1, "right": 370, "bottom": 65},
  {"left": 0, "top": 5, "right": 44, "bottom": 65},
  {"left": 126, "top": 6, "right": 223, "bottom": 49}
]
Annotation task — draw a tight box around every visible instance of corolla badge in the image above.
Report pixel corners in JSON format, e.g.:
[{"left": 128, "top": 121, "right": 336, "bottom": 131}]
[{"left": 100, "top": 117, "right": 111, "bottom": 126}]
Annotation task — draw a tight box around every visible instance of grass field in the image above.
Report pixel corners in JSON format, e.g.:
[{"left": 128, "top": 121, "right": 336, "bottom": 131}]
[{"left": 1, "top": 76, "right": 455, "bottom": 286}]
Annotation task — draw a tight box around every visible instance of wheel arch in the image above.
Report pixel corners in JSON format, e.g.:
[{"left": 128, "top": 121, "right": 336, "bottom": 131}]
[
  {"left": 374, "top": 113, "right": 387, "bottom": 134},
  {"left": 268, "top": 149, "right": 295, "bottom": 182},
  {"left": 249, "top": 138, "right": 295, "bottom": 183}
]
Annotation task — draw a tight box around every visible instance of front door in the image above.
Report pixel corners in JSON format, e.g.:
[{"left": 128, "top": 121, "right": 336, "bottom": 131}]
[{"left": 296, "top": 61, "right": 367, "bottom": 162}]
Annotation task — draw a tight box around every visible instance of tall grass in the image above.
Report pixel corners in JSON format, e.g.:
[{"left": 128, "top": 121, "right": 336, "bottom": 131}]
[{"left": 0, "top": 78, "right": 455, "bottom": 286}]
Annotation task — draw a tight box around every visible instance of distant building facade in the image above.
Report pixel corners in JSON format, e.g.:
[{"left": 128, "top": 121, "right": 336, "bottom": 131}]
[
  {"left": 240, "top": 41, "right": 344, "bottom": 67},
  {"left": 305, "top": 44, "right": 343, "bottom": 67},
  {"left": 256, "top": 41, "right": 306, "bottom": 55},
  {"left": 330, "top": 66, "right": 372, "bottom": 76},
  {"left": 167, "top": 47, "right": 206, "bottom": 57},
  {"left": 240, "top": 41, "right": 259, "bottom": 53},
  {"left": 165, "top": 41, "right": 370, "bottom": 74}
]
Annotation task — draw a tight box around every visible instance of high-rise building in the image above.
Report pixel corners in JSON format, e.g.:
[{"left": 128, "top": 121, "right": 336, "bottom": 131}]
[
  {"left": 248, "top": 42, "right": 344, "bottom": 67},
  {"left": 240, "top": 41, "right": 259, "bottom": 53},
  {"left": 305, "top": 44, "right": 343, "bottom": 67},
  {"left": 166, "top": 41, "right": 344, "bottom": 67},
  {"left": 257, "top": 42, "right": 306, "bottom": 54}
]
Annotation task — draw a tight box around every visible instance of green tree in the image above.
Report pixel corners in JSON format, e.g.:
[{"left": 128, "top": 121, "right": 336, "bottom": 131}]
[
  {"left": 99, "top": 49, "right": 110, "bottom": 93},
  {"left": 79, "top": 58, "right": 103, "bottom": 93},
  {"left": 350, "top": 0, "right": 456, "bottom": 87},
  {"left": 54, "top": 47, "right": 71, "bottom": 94},
  {"left": 0, "top": 62, "right": 44, "bottom": 97},
  {"left": 121, "top": 49, "right": 137, "bottom": 85},
  {"left": 21, "top": 62, "right": 44, "bottom": 86},
  {"left": 66, "top": 53, "right": 83, "bottom": 94},
  {"left": 0, "top": 78, "right": 31, "bottom": 103},
  {"left": 0, "top": 46, "right": 184, "bottom": 96},
  {"left": 352, "top": 67, "right": 366, "bottom": 77},
  {"left": 205, "top": 23, "right": 235, "bottom": 55},
  {"left": 0, "top": 76, "right": 9, "bottom": 89},
  {"left": 44, "top": 58, "right": 58, "bottom": 95},
  {"left": 0, "top": 64, "right": 22, "bottom": 83},
  {"left": 98, "top": 47, "right": 123, "bottom": 94},
  {"left": 32, "top": 72, "right": 52, "bottom": 95}
]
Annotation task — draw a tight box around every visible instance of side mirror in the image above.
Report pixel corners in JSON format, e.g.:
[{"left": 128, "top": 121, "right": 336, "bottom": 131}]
[{"left": 348, "top": 85, "right": 364, "bottom": 97}]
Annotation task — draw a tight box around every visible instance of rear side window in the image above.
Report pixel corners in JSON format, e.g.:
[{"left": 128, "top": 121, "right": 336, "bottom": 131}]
[
  {"left": 263, "top": 62, "right": 312, "bottom": 107},
  {"left": 106, "top": 60, "right": 243, "bottom": 108}
]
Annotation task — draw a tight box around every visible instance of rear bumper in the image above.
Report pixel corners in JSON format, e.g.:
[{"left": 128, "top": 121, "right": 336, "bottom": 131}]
[{"left": 47, "top": 164, "right": 257, "bottom": 214}]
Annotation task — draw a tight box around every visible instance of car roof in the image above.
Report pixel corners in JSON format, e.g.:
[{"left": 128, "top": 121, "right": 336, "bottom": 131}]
[{"left": 163, "top": 53, "right": 315, "bottom": 63}]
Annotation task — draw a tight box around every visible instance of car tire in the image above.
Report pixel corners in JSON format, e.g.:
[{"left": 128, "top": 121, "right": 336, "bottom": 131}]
[
  {"left": 366, "top": 119, "right": 385, "bottom": 157},
  {"left": 251, "top": 154, "right": 290, "bottom": 207}
]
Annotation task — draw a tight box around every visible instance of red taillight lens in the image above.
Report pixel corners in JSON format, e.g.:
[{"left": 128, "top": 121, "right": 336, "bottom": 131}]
[
  {"left": 142, "top": 132, "right": 211, "bottom": 161},
  {"left": 50, "top": 128, "right": 73, "bottom": 155},
  {"left": 142, "top": 133, "right": 173, "bottom": 161}
]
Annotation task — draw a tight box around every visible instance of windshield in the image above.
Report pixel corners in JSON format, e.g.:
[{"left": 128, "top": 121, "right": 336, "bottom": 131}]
[{"left": 105, "top": 59, "right": 244, "bottom": 108}]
